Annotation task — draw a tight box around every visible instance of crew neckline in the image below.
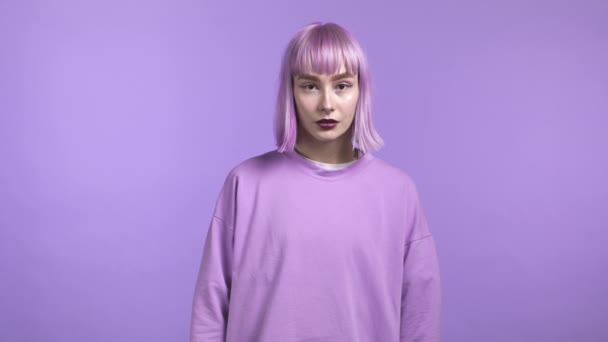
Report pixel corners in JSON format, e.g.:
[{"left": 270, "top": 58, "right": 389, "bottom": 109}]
[
  {"left": 300, "top": 155, "right": 357, "bottom": 170},
  {"left": 280, "top": 148, "right": 376, "bottom": 182}
]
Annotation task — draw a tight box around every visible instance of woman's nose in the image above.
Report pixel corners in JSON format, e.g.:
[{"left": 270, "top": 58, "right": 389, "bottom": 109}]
[{"left": 319, "top": 89, "right": 334, "bottom": 113}]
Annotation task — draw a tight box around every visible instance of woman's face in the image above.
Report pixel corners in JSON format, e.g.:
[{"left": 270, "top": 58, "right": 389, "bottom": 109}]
[{"left": 293, "top": 64, "right": 359, "bottom": 145}]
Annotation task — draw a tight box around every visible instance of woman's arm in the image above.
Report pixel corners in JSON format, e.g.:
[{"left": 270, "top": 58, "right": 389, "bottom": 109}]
[{"left": 189, "top": 215, "right": 234, "bottom": 342}]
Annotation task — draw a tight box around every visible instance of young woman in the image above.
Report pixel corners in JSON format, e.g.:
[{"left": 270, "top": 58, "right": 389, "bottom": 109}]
[{"left": 190, "top": 22, "right": 442, "bottom": 342}]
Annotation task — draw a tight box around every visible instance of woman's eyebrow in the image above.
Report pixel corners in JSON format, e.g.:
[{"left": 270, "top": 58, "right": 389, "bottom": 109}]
[{"left": 296, "top": 73, "right": 355, "bottom": 81}]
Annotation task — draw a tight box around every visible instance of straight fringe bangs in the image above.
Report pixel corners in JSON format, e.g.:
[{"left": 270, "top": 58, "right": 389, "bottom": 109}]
[{"left": 274, "top": 22, "right": 384, "bottom": 154}]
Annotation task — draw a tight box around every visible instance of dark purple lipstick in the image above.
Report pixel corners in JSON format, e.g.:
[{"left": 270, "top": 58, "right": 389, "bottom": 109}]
[{"left": 316, "top": 118, "right": 338, "bottom": 129}]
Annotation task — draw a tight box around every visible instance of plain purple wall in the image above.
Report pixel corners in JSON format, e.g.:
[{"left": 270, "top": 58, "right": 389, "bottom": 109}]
[{"left": 1, "top": 0, "right": 607, "bottom": 341}]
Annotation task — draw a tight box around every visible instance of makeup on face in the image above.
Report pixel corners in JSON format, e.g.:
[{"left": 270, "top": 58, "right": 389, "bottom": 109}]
[
  {"left": 316, "top": 118, "right": 338, "bottom": 129},
  {"left": 292, "top": 65, "right": 359, "bottom": 151}
]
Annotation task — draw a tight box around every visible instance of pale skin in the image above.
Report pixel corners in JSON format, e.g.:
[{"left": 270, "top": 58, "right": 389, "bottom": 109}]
[{"left": 293, "top": 63, "right": 360, "bottom": 164}]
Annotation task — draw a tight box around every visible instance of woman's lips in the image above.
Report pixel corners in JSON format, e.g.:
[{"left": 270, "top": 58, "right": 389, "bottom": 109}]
[{"left": 317, "top": 122, "right": 337, "bottom": 129}]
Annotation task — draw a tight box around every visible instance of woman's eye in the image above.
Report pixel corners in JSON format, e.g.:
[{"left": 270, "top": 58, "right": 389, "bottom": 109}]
[{"left": 302, "top": 83, "right": 351, "bottom": 91}]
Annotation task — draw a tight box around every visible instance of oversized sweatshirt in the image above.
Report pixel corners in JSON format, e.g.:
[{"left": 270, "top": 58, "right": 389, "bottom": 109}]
[{"left": 189, "top": 148, "right": 442, "bottom": 342}]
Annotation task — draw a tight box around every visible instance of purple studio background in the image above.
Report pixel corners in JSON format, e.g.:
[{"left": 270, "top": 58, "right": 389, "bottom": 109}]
[{"left": 1, "top": 0, "right": 607, "bottom": 341}]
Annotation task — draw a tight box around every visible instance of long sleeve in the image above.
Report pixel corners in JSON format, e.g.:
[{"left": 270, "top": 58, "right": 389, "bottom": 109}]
[
  {"left": 190, "top": 170, "right": 238, "bottom": 342},
  {"left": 400, "top": 180, "right": 442, "bottom": 341},
  {"left": 189, "top": 215, "right": 234, "bottom": 342}
]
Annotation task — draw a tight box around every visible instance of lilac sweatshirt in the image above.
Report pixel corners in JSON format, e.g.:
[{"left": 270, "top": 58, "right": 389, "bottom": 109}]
[{"left": 189, "top": 149, "right": 442, "bottom": 342}]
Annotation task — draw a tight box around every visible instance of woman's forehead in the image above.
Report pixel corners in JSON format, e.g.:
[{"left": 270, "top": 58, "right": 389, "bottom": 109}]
[{"left": 295, "top": 64, "right": 357, "bottom": 80}]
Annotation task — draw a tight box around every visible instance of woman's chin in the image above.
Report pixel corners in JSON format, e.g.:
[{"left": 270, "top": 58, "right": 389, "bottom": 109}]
[{"left": 312, "top": 131, "right": 346, "bottom": 142}]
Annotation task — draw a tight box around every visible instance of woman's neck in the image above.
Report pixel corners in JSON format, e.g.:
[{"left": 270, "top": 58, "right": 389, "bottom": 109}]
[{"left": 293, "top": 141, "right": 359, "bottom": 164}]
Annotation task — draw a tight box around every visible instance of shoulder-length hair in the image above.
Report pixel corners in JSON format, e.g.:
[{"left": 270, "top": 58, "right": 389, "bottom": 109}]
[{"left": 273, "top": 21, "right": 384, "bottom": 154}]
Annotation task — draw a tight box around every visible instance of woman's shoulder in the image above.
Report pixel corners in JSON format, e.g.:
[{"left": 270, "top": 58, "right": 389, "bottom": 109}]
[
  {"left": 223, "top": 149, "right": 284, "bottom": 180},
  {"left": 367, "top": 155, "right": 419, "bottom": 188}
]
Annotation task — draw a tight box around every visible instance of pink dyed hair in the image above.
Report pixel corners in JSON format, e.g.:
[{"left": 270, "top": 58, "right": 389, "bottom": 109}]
[{"left": 273, "top": 22, "right": 384, "bottom": 153}]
